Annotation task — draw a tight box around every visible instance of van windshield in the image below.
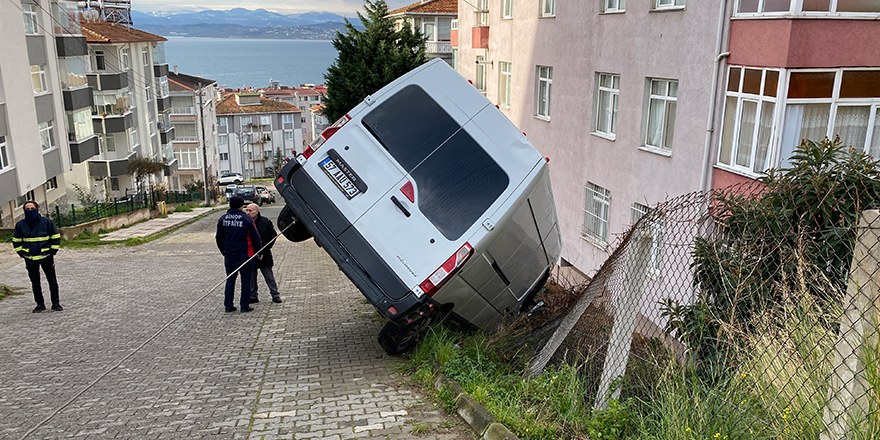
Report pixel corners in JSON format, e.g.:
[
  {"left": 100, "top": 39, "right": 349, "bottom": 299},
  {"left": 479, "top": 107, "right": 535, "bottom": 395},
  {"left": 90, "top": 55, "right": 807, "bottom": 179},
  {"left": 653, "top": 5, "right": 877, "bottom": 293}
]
[{"left": 362, "top": 85, "right": 509, "bottom": 240}]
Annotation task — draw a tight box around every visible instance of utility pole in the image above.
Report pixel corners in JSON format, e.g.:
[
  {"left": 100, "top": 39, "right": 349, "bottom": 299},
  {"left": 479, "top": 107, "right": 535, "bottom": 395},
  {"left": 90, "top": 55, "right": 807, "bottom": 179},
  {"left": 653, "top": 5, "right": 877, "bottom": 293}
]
[{"left": 198, "top": 82, "right": 210, "bottom": 205}]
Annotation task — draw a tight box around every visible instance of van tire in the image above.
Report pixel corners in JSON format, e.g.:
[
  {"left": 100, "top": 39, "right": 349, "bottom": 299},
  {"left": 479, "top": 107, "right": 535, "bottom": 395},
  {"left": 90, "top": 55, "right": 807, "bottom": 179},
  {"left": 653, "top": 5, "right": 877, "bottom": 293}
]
[
  {"left": 378, "top": 315, "right": 435, "bottom": 355},
  {"left": 277, "top": 205, "right": 312, "bottom": 242}
]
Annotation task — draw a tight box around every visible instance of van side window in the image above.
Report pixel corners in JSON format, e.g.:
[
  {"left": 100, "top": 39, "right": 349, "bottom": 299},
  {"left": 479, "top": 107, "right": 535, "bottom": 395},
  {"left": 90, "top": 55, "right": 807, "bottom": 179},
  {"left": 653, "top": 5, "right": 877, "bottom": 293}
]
[{"left": 363, "top": 85, "right": 509, "bottom": 240}]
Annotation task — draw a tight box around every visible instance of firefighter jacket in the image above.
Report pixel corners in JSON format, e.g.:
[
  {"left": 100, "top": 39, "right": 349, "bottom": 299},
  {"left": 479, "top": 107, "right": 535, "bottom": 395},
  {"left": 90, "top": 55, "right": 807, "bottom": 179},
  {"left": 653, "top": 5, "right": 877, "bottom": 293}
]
[
  {"left": 215, "top": 209, "right": 262, "bottom": 259},
  {"left": 12, "top": 215, "right": 61, "bottom": 261}
]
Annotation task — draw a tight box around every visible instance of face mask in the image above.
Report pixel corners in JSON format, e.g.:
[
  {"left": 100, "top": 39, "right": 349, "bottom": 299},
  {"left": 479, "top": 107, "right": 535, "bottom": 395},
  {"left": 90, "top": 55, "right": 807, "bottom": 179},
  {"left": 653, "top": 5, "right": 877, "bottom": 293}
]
[{"left": 25, "top": 209, "right": 40, "bottom": 224}]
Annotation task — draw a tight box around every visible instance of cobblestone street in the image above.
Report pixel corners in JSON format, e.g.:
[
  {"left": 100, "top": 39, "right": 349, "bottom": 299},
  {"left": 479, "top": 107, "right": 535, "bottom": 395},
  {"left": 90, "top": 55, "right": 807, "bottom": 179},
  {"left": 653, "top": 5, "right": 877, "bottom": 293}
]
[{"left": 0, "top": 206, "right": 472, "bottom": 440}]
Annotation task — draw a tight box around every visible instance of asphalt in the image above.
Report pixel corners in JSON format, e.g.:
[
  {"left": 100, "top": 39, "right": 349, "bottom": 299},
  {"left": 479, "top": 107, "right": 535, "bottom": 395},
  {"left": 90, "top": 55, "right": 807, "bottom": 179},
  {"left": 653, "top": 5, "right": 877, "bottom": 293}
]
[{"left": 0, "top": 205, "right": 474, "bottom": 440}]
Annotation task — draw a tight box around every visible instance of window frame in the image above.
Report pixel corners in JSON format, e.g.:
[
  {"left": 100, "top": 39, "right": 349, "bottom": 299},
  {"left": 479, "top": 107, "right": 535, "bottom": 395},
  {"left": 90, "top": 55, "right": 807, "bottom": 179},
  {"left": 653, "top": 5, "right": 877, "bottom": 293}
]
[
  {"left": 31, "top": 64, "right": 48, "bottom": 95},
  {"left": 602, "top": 0, "right": 626, "bottom": 13},
  {"left": 735, "top": 0, "right": 880, "bottom": 15},
  {"left": 631, "top": 202, "right": 664, "bottom": 277},
  {"left": 498, "top": 61, "right": 512, "bottom": 109},
  {"left": 643, "top": 78, "right": 678, "bottom": 152},
  {"left": 653, "top": 0, "right": 685, "bottom": 10},
  {"left": 717, "top": 66, "right": 780, "bottom": 175},
  {"left": 45, "top": 177, "right": 58, "bottom": 191},
  {"left": 582, "top": 182, "right": 611, "bottom": 247},
  {"left": 121, "top": 48, "right": 130, "bottom": 69},
  {"left": 535, "top": 65, "right": 553, "bottom": 121},
  {"left": 94, "top": 50, "right": 106, "bottom": 71},
  {"left": 282, "top": 114, "right": 293, "bottom": 124},
  {"left": 475, "top": 56, "right": 487, "bottom": 92},
  {"left": 22, "top": 4, "right": 39, "bottom": 35},
  {"left": 39, "top": 121, "right": 55, "bottom": 152},
  {"left": 594, "top": 73, "right": 620, "bottom": 139},
  {"left": 502, "top": 0, "right": 513, "bottom": 19},
  {"left": 0, "top": 135, "right": 9, "bottom": 170},
  {"left": 540, "top": 0, "right": 556, "bottom": 17}
]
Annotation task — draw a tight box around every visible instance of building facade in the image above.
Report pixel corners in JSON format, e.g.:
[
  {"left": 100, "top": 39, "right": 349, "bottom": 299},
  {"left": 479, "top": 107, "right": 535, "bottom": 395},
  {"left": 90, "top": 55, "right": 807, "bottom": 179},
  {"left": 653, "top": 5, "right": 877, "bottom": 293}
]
[
  {"left": 216, "top": 94, "right": 302, "bottom": 179},
  {"left": 388, "top": 0, "right": 457, "bottom": 65},
  {"left": 0, "top": 0, "right": 94, "bottom": 227},
  {"left": 167, "top": 70, "right": 220, "bottom": 190}
]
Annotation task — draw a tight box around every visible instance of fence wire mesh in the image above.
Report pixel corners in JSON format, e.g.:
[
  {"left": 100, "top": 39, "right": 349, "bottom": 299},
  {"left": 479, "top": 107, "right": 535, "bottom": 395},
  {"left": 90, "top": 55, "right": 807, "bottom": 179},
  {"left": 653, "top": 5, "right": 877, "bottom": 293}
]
[{"left": 525, "top": 176, "right": 879, "bottom": 439}]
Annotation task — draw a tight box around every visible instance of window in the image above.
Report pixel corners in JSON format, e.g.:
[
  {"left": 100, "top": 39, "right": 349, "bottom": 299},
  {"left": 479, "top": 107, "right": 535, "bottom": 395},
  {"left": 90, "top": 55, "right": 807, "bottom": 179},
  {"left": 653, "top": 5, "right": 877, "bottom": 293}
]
[
  {"left": 541, "top": 0, "right": 556, "bottom": 17},
  {"left": 121, "top": 48, "right": 130, "bottom": 69},
  {"left": 149, "top": 117, "right": 156, "bottom": 135},
  {"left": 423, "top": 20, "right": 436, "bottom": 41},
  {"left": 39, "top": 121, "right": 54, "bottom": 151},
  {"left": 145, "top": 85, "right": 152, "bottom": 102},
  {"left": 535, "top": 66, "right": 553, "bottom": 120},
  {"left": 583, "top": 182, "right": 611, "bottom": 245},
  {"left": 453, "top": 48, "right": 458, "bottom": 71},
  {"left": 31, "top": 65, "right": 47, "bottom": 94},
  {"left": 736, "top": 0, "right": 880, "bottom": 14},
  {"left": 645, "top": 79, "right": 678, "bottom": 151},
  {"left": 67, "top": 108, "right": 94, "bottom": 141},
  {"left": 631, "top": 203, "right": 664, "bottom": 275},
  {"left": 260, "top": 115, "right": 272, "bottom": 127},
  {"left": 110, "top": 177, "right": 119, "bottom": 191},
  {"left": 219, "top": 134, "right": 228, "bottom": 145},
  {"left": 498, "top": 62, "right": 512, "bottom": 108},
  {"left": 594, "top": 73, "right": 620, "bottom": 137},
  {"left": 129, "top": 128, "right": 138, "bottom": 147},
  {"left": 219, "top": 153, "right": 229, "bottom": 161},
  {"left": 502, "top": 0, "right": 513, "bottom": 18},
  {"left": 654, "top": 0, "right": 685, "bottom": 9},
  {"left": 475, "top": 56, "right": 487, "bottom": 92},
  {"left": 104, "top": 135, "right": 116, "bottom": 152},
  {"left": 362, "top": 85, "right": 509, "bottom": 241},
  {"left": 0, "top": 136, "right": 9, "bottom": 169},
  {"left": 284, "top": 130, "right": 294, "bottom": 141},
  {"left": 59, "top": 56, "right": 88, "bottom": 89},
  {"left": 155, "top": 77, "right": 169, "bottom": 97},
  {"left": 779, "top": 69, "right": 880, "bottom": 165},
  {"left": 142, "top": 47, "right": 149, "bottom": 65},
  {"left": 174, "top": 148, "right": 200, "bottom": 169},
  {"left": 45, "top": 177, "right": 58, "bottom": 191},
  {"left": 282, "top": 114, "right": 293, "bottom": 124},
  {"left": 94, "top": 50, "right": 105, "bottom": 71},
  {"left": 718, "top": 67, "right": 778, "bottom": 174},
  {"left": 475, "top": 0, "right": 489, "bottom": 25},
  {"left": 603, "top": 0, "right": 626, "bottom": 13},
  {"left": 17, "top": 191, "right": 35, "bottom": 207},
  {"left": 219, "top": 117, "right": 227, "bottom": 127},
  {"left": 241, "top": 116, "right": 252, "bottom": 129},
  {"left": 22, "top": 4, "right": 38, "bottom": 35}
]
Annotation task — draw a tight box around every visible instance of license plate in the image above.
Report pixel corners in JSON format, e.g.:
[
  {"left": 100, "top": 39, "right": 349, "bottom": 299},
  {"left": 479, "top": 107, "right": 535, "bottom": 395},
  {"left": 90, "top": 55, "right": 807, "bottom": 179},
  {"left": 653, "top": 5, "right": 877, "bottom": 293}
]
[{"left": 320, "top": 156, "right": 360, "bottom": 199}]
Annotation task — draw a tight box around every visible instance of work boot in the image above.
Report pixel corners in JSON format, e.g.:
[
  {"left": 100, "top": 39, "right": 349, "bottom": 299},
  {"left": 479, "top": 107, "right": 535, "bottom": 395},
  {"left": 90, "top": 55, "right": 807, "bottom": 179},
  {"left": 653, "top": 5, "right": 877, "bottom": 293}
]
[
  {"left": 272, "top": 295, "right": 282, "bottom": 303},
  {"left": 51, "top": 304, "right": 63, "bottom": 311},
  {"left": 250, "top": 297, "right": 259, "bottom": 304},
  {"left": 241, "top": 307, "right": 254, "bottom": 313},
  {"left": 33, "top": 305, "right": 46, "bottom": 313}
]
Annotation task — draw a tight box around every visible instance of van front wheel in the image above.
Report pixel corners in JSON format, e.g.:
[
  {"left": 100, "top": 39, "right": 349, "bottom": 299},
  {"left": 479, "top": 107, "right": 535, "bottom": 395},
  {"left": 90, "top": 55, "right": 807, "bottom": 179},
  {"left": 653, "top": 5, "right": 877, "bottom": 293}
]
[
  {"left": 378, "top": 315, "right": 435, "bottom": 355},
  {"left": 277, "top": 205, "right": 312, "bottom": 242}
]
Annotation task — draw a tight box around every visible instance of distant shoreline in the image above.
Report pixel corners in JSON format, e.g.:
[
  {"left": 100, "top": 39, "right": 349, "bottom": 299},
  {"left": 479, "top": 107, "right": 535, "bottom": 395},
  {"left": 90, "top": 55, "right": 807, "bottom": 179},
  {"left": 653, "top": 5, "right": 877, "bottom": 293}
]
[{"left": 163, "top": 36, "right": 334, "bottom": 42}]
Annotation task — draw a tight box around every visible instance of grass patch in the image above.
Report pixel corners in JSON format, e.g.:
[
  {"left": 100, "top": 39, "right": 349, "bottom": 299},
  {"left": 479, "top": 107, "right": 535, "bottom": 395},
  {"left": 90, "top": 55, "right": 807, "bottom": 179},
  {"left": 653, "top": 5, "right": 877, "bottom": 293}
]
[
  {"left": 0, "top": 232, "right": 13, "bottom": 243},
  {"left": 172, "top": 203, "right": 195, "bottom": 213},
  {"left": 0, "top": 284, "right": 18, "bottom": 301},
  {"left": 410, "top": 422, "right": 431, "bottom": 435}
]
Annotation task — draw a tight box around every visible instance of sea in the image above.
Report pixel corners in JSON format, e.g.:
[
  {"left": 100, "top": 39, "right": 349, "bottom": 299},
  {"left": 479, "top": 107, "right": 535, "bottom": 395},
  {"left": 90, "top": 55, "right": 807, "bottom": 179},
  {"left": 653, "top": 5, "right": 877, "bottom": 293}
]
[{"left": 162, "top": 37, "right": 338, "bottom": 89}]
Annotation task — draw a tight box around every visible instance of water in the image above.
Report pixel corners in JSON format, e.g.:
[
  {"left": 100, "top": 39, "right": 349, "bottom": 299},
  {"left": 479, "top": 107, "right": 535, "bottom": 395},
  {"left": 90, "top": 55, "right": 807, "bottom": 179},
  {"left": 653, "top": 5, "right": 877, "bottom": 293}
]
[{"left": 162, "top": 37, "right": 337, "bottom": 89}]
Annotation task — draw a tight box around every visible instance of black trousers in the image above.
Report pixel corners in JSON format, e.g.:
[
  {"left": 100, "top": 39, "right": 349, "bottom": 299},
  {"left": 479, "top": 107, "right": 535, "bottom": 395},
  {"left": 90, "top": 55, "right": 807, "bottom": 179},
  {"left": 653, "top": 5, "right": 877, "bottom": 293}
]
[{"left": 25, "top": 256, "right": 59, "bottom": 307}]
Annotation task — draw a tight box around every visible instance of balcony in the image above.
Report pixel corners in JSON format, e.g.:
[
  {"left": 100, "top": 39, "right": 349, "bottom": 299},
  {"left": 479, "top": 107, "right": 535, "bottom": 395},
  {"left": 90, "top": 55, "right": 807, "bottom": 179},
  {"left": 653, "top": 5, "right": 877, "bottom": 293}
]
[
  {"left": 87, "top": 70, "right": 128, "bottom": 91},
  {"left": 170, "top": 107, "right": 196, "bottom": 115},
  {"left": 426, "top": 41, "right": 453, "bottom": 55},
  {"left": 94, "top": 112, "right": 133, "bottom": 134},
  {"left": 156, "top": 95, "right": 172, "bottom": 112},
  {"left": 55, "top": 35, "right": 87, "bottom": 57},
  {"left": 88, "top": 152, "right": 135, "bottom": 178},
  {"left": 472, "top": 26, "right": 489, "bottom": 49},
  {"left": 153, "top": 63, "right": 169, "bottom": 78},
  {"left": 173, "top": 136, "right": 199, "bottom": 144},
  {"left": 158, "top": 123, "right": 175, "bottom": 144},
  {"left": 68, "top": 134, "right": 99, "bottom": 163},
  {"left": 177, "top": 160, "right": 201, "bottom": 170},
  {"left": 63, "top": 86, "right": 93, "bottom": 112},
  {"left": 164, "top": 158, "right": 178, "bottom": 176}
]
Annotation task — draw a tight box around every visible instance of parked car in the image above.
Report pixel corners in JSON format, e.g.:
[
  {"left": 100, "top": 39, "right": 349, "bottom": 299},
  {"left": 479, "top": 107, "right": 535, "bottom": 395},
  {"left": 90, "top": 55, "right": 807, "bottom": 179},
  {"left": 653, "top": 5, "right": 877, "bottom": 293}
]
[
  {"left": 218, "top": 173, "right": 243, "bottom": 185},
  {"left": 224, "top": 184, "right": 238, "bottom": 200},
  {"left": 274, "top": 59, "right": 561, "bottom": 355},
  {"left": 255, "top": 186, "right": 274, "bottom": 204},
  {"left": 234, "top": 186, "right": 261, "bottom": 206}
]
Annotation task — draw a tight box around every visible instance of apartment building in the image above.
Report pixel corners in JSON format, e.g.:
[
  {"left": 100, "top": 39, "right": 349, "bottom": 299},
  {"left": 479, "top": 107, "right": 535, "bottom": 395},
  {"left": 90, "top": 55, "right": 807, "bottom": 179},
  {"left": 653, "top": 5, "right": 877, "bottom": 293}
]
[
  {"left": 388, "top": 0, "right": 458, "bottom": 65},
  {"left": 454, "top": 0, "right": 880, "bottom": 279},
  {"left": 0, "top": 0, "right": 94, "bottom": 227},
  {"left": 216, "top": 94, "right": 302, "bottom": 178},
  {"left": 261, "top": 84, "right": 326, "bottom": 146},
  {"left": 77, "top": 19, "right": 173, "bottom": 198},
  {"left": 167, "top": 70, "right": 220, "bottom": 190}
]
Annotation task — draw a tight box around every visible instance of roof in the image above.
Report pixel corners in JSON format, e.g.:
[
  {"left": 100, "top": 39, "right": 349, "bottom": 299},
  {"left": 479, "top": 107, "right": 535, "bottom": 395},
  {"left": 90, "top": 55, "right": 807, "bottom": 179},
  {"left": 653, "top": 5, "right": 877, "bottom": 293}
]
[
  {"left": 310, "top": 104, "right": 326, "bottom": 114},
  {"left": 388, "top": 0, "right": 457, "bottom": 15},
  {"left": 80, "top": 19, "right": 167, "bottom": 44},
  {"left": 217, "top": 94, "right": 302, "bottom": 114},
  {"left": 168, "top": 72, "right": 218, "bottom": 92}
]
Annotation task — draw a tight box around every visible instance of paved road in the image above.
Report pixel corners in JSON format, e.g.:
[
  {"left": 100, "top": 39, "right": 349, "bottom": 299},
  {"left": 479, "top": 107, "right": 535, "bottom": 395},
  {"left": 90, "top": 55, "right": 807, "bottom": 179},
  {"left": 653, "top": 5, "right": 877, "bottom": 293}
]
[{"left": 0, "top": 205, "right": 471, "bottom": 440}]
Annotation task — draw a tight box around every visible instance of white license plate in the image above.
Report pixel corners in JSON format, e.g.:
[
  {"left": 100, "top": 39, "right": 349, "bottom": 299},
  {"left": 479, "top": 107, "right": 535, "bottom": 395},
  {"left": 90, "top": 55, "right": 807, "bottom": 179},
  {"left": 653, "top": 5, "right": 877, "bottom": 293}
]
[{"left": 320, "top": 157, "right": 360, "bottom": 199}]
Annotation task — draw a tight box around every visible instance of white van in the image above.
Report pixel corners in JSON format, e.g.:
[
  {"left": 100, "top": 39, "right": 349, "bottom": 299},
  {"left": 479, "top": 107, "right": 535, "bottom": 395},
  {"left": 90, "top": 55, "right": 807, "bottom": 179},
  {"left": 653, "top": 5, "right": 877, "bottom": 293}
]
[{"left": 275, "top": 59, "right": 561, "bottom": 354}]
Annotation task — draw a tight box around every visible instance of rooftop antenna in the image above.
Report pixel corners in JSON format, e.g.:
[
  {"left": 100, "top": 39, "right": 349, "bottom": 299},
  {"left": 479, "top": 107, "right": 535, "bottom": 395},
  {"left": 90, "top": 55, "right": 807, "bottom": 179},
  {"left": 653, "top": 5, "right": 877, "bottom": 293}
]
[{"left": 78, "top": 0, "right": 132, "bottom": 25}]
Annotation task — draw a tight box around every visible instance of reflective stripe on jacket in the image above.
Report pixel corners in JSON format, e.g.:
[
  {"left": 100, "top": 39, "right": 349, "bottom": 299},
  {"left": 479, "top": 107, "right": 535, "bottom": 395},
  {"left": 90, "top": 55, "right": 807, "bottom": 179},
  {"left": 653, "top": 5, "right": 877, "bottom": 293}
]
[{"left": 13, "top": 216, "right": 61, "bottom": 260}]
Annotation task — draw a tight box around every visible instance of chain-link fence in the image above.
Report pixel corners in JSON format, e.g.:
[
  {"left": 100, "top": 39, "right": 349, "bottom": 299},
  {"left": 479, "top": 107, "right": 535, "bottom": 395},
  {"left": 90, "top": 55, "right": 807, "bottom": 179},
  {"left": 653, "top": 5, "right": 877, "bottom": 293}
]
[{"left": 525, "top": 159, "right": 879, "bottom": 439}]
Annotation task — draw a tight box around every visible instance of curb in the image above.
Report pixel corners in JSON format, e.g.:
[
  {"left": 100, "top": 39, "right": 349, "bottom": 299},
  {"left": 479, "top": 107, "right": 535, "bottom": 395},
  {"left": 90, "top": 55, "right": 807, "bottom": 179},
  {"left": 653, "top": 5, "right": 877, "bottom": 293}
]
[
  {"left": 146, "top": 208, "right": 219, "bottom": 239},
  {"left": 432, "top": 372, "right": 520, "bottom": 440}
]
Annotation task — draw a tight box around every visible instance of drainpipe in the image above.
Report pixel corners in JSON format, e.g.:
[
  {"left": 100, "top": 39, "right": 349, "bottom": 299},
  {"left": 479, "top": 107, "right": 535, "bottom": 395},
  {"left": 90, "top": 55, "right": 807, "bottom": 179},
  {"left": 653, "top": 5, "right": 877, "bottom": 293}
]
[{"left": 700, "top": 0, "right": 732, "bottom": 193}]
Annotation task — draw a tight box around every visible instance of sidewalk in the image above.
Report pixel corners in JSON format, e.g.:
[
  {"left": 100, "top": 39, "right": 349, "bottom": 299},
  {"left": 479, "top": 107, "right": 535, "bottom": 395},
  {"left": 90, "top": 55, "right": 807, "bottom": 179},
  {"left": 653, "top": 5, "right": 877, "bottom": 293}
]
[{"left": 99, "top": 207, "right": 217, "bottom": 241}]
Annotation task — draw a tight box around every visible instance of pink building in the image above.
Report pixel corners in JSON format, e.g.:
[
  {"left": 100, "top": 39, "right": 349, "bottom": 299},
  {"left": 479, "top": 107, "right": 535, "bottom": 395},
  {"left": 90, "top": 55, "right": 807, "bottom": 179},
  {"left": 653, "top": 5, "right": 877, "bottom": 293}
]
[{"left": 454, "top": 0, "right": 880, "bottom": 277}]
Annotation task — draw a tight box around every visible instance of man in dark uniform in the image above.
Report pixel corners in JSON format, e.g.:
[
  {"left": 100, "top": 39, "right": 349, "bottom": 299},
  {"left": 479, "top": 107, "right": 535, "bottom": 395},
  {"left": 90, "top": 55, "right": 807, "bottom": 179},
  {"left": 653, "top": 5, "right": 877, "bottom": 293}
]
[
  {"left": 12, "top": 201, "right": 62, "bottom": 313},
  {"left": 215, "top": 196, "right": 262, "bottom": 313},
  {"left": 245, "top": 203, "right": 282, "bottom": 304}
]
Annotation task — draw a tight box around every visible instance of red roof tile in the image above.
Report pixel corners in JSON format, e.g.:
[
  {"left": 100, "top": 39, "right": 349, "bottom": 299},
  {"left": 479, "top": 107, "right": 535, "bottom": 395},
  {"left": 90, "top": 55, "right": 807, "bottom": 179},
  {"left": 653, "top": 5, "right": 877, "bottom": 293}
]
[
  {"left": 80, "top": 19, "right": 167, "bottom": 43},
  {"left": 388, "top": 0, "right": 457, "bottom": 15},
  {"left": 217, "top": 94, "right": 301, "bottom": 114}
]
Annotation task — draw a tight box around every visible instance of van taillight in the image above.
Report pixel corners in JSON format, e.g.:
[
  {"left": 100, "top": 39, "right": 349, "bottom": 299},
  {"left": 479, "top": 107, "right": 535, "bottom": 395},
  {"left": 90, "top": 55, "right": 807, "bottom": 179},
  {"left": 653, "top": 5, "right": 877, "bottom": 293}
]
[
  {"left": 302, "top": 114, "right": 350, "bottom": 159},
  {"left": 419, "top": 243, "right": 473, "bottom": 297}
]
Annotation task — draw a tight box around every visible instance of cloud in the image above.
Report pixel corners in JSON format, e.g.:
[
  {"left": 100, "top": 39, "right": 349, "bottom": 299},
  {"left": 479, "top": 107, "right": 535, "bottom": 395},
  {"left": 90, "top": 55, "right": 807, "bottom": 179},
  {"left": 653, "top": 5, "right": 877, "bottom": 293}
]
[{"left": 132, "top": 0, "right": 416, "bottom": 15}]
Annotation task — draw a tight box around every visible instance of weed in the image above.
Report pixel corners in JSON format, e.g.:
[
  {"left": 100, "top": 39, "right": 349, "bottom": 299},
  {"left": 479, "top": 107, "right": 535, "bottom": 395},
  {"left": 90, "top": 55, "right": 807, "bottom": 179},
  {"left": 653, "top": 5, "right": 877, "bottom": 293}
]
[
  {"left": 173, "top": 204, "right": 195, "bottom": 213},
  {"left": 410, "top": 422, "right": 431, "bottom": 435}
]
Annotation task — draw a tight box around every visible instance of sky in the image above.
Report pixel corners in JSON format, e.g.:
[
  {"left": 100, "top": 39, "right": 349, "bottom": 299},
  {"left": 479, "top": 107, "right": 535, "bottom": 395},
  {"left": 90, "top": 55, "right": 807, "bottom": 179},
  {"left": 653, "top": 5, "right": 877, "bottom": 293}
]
[{"left": 132, "top": 0, "right": 417, "bottom": 15}]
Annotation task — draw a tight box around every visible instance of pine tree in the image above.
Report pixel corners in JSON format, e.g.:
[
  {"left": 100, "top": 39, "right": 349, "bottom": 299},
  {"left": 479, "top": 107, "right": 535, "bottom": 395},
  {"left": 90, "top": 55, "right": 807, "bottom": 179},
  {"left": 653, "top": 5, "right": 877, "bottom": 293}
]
[{"left": 322, "top": 0, "right": 427, "bottom": 123}]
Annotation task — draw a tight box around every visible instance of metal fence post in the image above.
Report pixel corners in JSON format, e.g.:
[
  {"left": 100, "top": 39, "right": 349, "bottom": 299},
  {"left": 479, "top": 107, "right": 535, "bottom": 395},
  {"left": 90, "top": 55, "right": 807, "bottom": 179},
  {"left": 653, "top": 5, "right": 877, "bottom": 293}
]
[
  {"left": 821, "top": 210, "right": 880, "bottom": 440},
  {"left": 55, "top": 205, "right": 62, "bottom": 227},
  {"left": 114, "top": 198, "right": 119, "bottom": 216},
  {"left": 71, "top": 204, "right": 76, "bottom": 225},
  {"left": 594, "top": 229, "right": 653, "bottom": 411}
]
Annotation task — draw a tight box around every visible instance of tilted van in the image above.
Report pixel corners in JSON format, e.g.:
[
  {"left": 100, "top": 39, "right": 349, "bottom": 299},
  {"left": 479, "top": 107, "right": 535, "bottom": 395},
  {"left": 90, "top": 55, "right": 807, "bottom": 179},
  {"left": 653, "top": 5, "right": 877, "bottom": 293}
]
[{"left": 275, "top": 59, "right": 562, "bottom": 354}]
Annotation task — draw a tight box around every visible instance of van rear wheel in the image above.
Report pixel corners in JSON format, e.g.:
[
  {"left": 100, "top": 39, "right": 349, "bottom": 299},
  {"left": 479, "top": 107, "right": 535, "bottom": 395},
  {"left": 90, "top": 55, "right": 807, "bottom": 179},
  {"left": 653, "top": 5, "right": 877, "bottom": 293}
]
[
  {"left": 378, "top": 314, "right": 435, "bottom": 355},
  {"left": 277, "top": 205, "right": 312, "bottom": 242}
]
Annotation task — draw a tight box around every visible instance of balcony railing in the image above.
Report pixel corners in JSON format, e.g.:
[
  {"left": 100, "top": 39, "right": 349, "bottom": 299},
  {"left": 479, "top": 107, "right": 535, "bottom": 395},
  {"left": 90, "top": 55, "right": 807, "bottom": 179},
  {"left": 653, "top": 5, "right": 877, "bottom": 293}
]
[
  {"left": 177, "top": 161, "right": 201, "bottom": 169},
  {"left": 451, "top": 19, "right": 458, "bottom": 30},
  {"left": 426, "top": 41, "right": 453, "bottom": 54},
  {"left": 173, "top": 136, "right": 199, "bottom": 143},
  {"left": 170, "top": 107, "right": 196, "bottom": 115}
]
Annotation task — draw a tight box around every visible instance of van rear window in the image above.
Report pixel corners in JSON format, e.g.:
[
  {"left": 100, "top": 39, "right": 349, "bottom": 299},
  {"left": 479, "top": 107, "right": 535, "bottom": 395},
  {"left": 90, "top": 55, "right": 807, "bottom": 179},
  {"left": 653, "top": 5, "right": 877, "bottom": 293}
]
[{"left": 363, "top": 85, "right": 508, "bottom": 240}]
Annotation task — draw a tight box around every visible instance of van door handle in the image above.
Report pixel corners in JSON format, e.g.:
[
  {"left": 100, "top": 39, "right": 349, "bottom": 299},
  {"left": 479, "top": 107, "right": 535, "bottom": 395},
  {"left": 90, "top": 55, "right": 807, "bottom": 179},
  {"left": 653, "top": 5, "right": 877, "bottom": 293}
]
[
  {"left": 390, "top": 196, "right": 411, "bottom": 218},
  {"left": 491, "top": 261, "right": 511, "bottom": 285}
]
